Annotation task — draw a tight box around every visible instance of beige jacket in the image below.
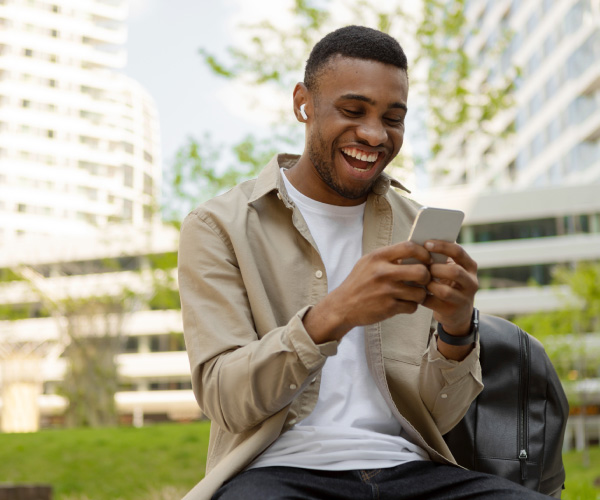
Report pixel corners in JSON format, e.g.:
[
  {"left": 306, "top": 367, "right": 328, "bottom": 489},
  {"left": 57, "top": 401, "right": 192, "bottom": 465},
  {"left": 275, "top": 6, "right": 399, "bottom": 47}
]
[{"left": 178, "top": 154, "right": 483, "bottom": 500}]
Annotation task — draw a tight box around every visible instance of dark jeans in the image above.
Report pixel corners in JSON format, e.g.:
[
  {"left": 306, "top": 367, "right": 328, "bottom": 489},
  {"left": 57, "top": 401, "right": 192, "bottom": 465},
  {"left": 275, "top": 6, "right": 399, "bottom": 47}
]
[{"left": 213, "top": 461, "right": 552, "bottom": 499}]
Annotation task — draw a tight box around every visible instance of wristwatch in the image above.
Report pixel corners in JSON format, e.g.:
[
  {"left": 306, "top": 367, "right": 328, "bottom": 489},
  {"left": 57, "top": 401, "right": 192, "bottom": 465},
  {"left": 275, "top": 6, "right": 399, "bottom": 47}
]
[{"left": 437, "top": 307, "right": 479, "bottom": 346}]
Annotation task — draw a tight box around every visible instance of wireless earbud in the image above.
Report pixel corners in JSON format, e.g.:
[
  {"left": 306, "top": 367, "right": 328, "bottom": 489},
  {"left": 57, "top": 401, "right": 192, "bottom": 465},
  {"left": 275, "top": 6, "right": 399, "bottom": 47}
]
[{"left": 300, "top": 104, "right": 308, "bottom": 120}]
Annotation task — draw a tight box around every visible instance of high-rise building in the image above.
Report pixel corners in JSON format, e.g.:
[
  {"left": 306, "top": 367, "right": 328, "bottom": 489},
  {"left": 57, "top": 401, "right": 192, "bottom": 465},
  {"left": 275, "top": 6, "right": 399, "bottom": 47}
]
[
  {"left": 0, "top": 0, "right": 183, "bottom": 431},
  {"left": 0, "top": 0, "right": 161, "bottom": 245},
  {"left": 421, "top": 0, "right": 600, "bottom": 317}
]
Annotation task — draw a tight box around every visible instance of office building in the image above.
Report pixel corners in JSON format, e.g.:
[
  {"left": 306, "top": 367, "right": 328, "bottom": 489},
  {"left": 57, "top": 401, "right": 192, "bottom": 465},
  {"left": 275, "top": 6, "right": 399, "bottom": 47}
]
[
  {"left": 0, "top": 0, "right": 161, "bottom": 244},
  {"left": 0, "top": 0, "right": 188, "bottom": 431},
  {"left": 420, "top": 0, "right": 600, "bottom": 317}
]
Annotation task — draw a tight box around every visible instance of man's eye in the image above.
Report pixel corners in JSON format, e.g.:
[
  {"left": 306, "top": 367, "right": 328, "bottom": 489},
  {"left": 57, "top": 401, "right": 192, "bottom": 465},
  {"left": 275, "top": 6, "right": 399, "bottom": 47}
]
[
  {"left": 386, "top": 116, "right": 404, "bottom": 125},
  {"left": 342, "top": 109, "right": 362, "bottom": 117}
]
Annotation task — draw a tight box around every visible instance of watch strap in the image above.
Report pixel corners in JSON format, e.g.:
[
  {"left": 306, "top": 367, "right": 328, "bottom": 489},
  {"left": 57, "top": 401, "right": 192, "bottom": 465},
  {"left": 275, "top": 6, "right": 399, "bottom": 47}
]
[{"left": 437, "top": 307, "right": 479, "bottom": 346}]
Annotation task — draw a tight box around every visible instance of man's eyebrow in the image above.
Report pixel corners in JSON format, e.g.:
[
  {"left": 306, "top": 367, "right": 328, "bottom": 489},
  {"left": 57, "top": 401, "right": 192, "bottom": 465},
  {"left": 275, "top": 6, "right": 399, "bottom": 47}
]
[{"left": 338, "top": 93, "right": 408, "bottom": 111}]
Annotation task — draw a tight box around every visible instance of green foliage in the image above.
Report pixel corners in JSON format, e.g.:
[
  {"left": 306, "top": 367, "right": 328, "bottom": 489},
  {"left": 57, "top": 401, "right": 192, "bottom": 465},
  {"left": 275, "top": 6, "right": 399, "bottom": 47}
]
[
  {"left": 0, "top": 422, "right": 210, "bottom": 500},
  {"left": 163, "top": 133, "right": 280, "bottom": 223},
  {"left": 197, "top": 0, "right": 329, "bottom": 88},
  {"left": 416, "top": 0, "right": 515, "bottom": 157},
  {"left": 57, "top": 292, "right": 137, "bottom": 428},
  {"left": 514, "top": 262, "right": 600, "bottom": 341},
  {"left": 100, "top": 257, "right": 125, "bottom": 272},
  {"left": 148, "top": 281, "right": 181, "bottom": 311},
  {"left": 146, "top": 252, "right": 178, "bottom": 271},
  {"left": 0, "top": 267, "right": 24, "bottom": 282},
  {"left": 0, "top": 302, "right": 50, "bottom": 321},
  {"left": 514, "top": 262, "right": 600, "bottom": 385}
]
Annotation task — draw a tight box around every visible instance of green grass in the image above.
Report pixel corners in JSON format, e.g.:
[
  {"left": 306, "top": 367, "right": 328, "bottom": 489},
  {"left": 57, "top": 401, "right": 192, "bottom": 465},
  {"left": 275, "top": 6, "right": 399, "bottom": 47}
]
[
  {"left": 0, "top": 422, "right": 597, "bottom": 499},
  {"left": 562, "top": 446, "right": 600, "bottom": 500},
  {"left": 0, "top": 422, "right": 210, "bottom": 500}
]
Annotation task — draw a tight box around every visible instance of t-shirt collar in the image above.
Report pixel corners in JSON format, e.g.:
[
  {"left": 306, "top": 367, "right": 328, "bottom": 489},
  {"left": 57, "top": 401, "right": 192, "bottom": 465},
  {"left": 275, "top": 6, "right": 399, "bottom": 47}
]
[{"left": 248, "top": 153, "right": 411, "bottom": 206}]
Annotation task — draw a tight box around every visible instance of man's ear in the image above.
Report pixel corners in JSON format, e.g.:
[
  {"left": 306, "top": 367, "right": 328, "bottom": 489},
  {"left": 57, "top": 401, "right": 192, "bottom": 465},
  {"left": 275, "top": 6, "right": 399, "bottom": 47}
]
[{"left": 293, "top": 83, "right": 311, "bottom": 123}]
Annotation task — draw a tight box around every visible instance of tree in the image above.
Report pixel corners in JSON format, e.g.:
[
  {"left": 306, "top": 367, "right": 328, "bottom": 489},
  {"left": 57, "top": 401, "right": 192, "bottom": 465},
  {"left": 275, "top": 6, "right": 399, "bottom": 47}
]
[
  {"left": 163, "top": 135, "right": 281, "bottom": 226},
  {"left": 164, "top": 0, "right": 516, "bottom": 221},
  {"left": 513, "top": 262, "right": 600, "bottom": 380},
  {"left": 58, "top": 294, "right": 133, "bottom": 427},
  {"left": 514, "top": 262, "right": 600, "bottom": 343},
  {"left": 16, "top": 266, "right": 138, "bottom": 427},
  {"left": 415, "top": 0, "right": 515, "bottom": 157},
  {"left": 5, "top": 248, "right": 183, "bottom": 429}
]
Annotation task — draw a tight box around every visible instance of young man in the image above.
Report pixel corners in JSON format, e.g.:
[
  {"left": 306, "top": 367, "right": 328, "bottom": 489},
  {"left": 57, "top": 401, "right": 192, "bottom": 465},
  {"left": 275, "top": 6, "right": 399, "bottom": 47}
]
[{"left": 178, "top": 26, "right": 551, "bottom": 499}]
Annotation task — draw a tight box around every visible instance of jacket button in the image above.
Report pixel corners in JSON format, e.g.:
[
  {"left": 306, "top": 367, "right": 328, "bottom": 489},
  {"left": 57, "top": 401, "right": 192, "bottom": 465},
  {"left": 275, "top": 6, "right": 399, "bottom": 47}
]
[
  {"left": 289, "top": 384, "right": 297, "bottom": 390},
  {"left": 315, "top": 270, "right": 323, "bottom": 279},
  {"left": 441, "top": 394, "right": 448, "bottom": 399}
]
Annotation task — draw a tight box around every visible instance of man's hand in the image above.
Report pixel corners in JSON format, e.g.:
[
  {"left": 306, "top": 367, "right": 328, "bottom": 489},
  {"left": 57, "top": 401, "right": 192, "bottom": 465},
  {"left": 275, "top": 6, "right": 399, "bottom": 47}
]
[
  {"left": 421, "top": 240, "right": 479, "bottom": 361},
  {"left": 303, "top": 242, "right": 432, "bottom": 344}
]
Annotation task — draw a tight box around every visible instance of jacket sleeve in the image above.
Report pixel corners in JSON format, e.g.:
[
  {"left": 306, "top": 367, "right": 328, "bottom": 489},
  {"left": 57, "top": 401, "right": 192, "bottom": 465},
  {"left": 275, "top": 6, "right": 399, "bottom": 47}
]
[
  {"left": 178, "top": 211, "right": 337, "bottom": 435},
  {"left": 419, "top": 333, "right": 483, "bottom": 435}
]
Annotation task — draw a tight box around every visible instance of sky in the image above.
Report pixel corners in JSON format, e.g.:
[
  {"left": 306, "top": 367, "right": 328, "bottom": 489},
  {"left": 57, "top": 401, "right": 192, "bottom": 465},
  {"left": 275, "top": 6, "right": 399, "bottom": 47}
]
[{"left": 123, "top": 0, "right": 298, "bottom": 171}]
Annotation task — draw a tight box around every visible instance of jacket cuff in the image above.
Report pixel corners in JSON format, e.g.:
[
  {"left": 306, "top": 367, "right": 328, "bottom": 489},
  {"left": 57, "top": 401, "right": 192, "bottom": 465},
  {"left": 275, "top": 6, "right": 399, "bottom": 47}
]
[
  {"left": 427, "top": 334, "right": 482, "bottom": 385},
  {"left": 288, "top": 306, "right": 338, "bottom": 369}
]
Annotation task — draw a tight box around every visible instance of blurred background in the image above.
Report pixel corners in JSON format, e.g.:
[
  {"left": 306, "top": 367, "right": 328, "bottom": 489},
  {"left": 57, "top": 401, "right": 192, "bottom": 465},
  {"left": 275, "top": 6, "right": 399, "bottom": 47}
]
[{"left": 0, "top": 0, "right": 599, "bottom": 498}]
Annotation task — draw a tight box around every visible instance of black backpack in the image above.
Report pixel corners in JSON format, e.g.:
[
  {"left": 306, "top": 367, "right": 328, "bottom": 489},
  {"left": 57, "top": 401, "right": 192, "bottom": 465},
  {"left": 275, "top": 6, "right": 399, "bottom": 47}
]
[{"left": 443, "top": 314, "right": 569, "bottom": 498}]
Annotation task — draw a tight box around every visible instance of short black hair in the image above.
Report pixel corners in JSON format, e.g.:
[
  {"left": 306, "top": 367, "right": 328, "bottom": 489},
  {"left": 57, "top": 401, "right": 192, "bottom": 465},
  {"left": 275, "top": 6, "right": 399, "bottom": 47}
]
[{"left": 304, "top": 25, "right": 408, "bottom": 91}]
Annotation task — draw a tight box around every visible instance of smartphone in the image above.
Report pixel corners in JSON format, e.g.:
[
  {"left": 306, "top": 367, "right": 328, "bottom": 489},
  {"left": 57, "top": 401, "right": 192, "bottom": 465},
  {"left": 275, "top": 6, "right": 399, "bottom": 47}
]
[{"left": 402, "top": 207, "right": 465, "bottom": 265}]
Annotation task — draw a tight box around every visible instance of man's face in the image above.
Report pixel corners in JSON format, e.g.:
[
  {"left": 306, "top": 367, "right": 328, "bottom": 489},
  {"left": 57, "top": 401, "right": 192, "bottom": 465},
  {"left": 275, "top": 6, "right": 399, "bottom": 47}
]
[{"left": 304, "top": 56, "right": 408, "bottom": 205}]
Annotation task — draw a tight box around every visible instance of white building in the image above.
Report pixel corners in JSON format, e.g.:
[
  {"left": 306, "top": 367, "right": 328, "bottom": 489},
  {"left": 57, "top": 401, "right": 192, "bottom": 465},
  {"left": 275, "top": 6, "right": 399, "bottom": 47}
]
[
  {"left": 0, "top": 0, "right": 161, "bottom": 245},
  {"left": 0, "top": 0, "right": 190, "bottom": 430},
  {"left": 420, "top": 0, "right": 600, "bottom": 447},
  {"left": 421, "top": 0, "right": 600, "bottom": 318},
  {"left": 0, "top": 227, "right": 199, "bottom": 430}
]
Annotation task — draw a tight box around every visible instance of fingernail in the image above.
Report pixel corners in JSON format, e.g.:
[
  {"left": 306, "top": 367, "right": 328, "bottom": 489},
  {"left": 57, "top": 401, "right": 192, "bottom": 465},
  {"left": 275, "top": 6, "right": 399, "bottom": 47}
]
[{"left": 425, "top": 242, "right": 434, "bottom": 250}]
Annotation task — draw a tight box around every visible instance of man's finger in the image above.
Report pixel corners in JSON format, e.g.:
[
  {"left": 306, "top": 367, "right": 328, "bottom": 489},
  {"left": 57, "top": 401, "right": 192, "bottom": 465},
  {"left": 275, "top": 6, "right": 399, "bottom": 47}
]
[
  {"left": 424, "top": 241, "right": 477, "bottom": 273},
  {"left": 377, "top": 241, "right": 432, "bottom": 265}
]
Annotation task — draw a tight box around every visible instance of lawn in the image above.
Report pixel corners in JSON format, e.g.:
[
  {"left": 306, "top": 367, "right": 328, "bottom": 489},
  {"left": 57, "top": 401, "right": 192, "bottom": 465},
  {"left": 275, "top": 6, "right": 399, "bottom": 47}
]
[
  {"left": 0, "top": 422, "right": 597, "bottom": 499},
  {"left": 563, "top": 446, "right": 600, "bottom": 500},
  {"left": 0, "top": 422, "right": 210, "bottom": 500}
]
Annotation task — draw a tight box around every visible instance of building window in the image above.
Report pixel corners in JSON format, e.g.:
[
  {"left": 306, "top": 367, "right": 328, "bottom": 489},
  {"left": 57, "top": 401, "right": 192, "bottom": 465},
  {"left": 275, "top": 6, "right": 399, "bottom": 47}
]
[
  {"left": 143, "top": 205, "right": 152, "bottom": 222},
  {"left": 479, "top": 264, "right": 556, "bottom": 289},
  {"left": 122, "top": 199, "right": 133, "bottom": 221},
  {"left": 122, "top": 165, "right": 133, "bottom": 188},
  {"left": 24, "top": 48, "right": 33, "bottom": 57},
  {"left": 143, "top": 173, "right": 153, "bottom": 195}
]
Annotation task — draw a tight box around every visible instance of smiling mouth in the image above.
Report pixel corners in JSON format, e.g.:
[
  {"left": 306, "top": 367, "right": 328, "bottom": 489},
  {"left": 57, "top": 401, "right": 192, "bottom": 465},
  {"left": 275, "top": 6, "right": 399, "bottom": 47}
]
[{"left": 341, "top": 147, "right": 380, "bottom": 171}]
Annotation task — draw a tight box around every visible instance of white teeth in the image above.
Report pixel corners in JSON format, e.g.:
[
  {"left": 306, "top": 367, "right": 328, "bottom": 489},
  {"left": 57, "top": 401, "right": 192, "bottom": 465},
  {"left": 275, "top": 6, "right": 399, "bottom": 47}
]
[{"left": 342, "top": 147, "right": 378, "bottom": 163}]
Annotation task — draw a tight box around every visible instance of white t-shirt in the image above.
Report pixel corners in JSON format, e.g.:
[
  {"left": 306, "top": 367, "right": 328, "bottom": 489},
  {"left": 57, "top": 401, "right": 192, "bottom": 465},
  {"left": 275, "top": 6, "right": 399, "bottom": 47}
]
[{"left": 248, "top": 171, "right": 429, "bottom": 471}]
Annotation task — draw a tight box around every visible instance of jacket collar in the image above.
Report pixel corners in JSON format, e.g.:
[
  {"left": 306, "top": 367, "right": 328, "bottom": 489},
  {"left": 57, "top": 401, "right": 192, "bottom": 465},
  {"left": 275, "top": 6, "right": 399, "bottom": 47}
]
[{"left": 248, "top": 153, "right": 410, "bottom": 205}]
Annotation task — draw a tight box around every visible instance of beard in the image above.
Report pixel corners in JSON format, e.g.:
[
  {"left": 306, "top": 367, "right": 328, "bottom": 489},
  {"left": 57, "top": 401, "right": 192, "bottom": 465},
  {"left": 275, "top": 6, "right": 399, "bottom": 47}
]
[{"left": 307, "top": 126, "right": 379, "bottom": 201}]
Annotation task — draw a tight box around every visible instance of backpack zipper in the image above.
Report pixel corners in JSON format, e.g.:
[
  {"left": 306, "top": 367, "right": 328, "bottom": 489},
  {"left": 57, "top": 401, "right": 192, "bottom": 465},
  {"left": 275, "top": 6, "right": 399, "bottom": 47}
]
[{"left": 518, "top": 328, "right": 530, "bottom": 481}]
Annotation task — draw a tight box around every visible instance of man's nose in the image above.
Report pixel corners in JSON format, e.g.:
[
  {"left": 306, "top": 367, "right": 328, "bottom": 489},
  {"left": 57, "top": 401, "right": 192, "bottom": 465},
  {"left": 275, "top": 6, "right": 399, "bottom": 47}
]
[{"left": 356, "top": 118, "right": 388, "bottom": 146}]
